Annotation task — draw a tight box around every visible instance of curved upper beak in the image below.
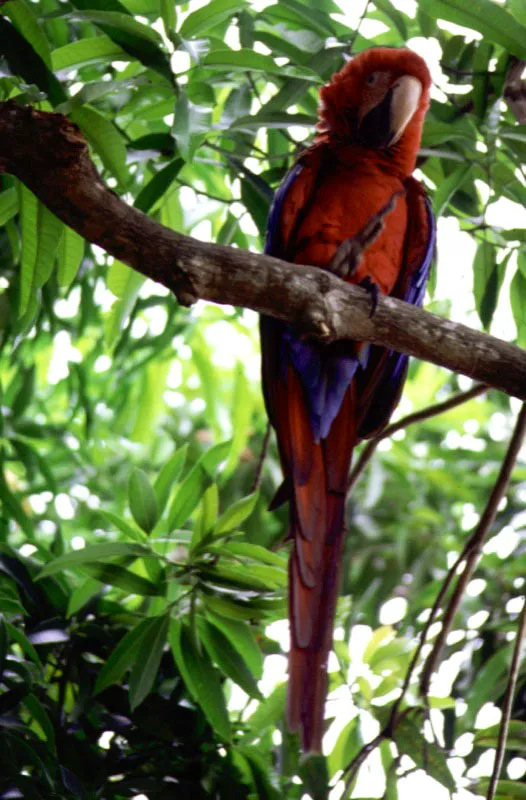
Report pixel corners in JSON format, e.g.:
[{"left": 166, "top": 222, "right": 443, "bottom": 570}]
[
  {"left": 358, "top": 75, "right": 422, "bottom": 149},
  {"left": 389, "top": 75, "right": 422, "bottom": 145}
]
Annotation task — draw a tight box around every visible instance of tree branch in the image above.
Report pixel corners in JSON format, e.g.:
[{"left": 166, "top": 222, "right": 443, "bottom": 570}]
[
  {"left": 486, "top": 598, "right": 526, "bottom": 800},
  {"left": 1, "top": 101, "right": 525, "bottom": 398},
  {"left": 420, "top": 402, "right": 526, "bottom": 696}
]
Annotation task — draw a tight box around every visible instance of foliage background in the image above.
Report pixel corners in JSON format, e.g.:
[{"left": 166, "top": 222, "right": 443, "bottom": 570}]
[{"left": 0, "top": 0, "right": 525, "bottom": 798}]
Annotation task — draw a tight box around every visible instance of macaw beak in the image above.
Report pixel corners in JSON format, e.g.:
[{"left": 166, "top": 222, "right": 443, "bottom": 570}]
[{"left": 358, "top": 75, "right": 423, "bottom": 149}]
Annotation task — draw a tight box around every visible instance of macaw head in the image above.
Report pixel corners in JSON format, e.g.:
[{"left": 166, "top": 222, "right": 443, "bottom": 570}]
[{"left": 318, "top": 47, "right": 432, "bottom": 171}]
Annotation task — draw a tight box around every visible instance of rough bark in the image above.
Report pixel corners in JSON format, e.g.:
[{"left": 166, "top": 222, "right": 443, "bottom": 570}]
[{"left": 0, "top": 100, "right": 525, "bottom": 399}]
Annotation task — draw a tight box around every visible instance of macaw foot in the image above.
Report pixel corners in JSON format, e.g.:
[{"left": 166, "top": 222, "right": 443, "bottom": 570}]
[
  {"left": 360, "top": 275, "right": 380, "bottom": 317},
  {"left": 327, "top": 188, "right": 405, "bottom": 280}
]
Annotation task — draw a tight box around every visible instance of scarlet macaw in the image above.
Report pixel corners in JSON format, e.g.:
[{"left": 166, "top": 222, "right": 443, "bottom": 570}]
[{"left": 260, "top": 47, "right": 434, "bottom": 753}]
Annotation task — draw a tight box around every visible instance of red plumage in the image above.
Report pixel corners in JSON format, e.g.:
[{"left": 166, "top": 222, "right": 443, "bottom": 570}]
[{"left": 260, "top": 47, "right": 433, "bottom": 753}]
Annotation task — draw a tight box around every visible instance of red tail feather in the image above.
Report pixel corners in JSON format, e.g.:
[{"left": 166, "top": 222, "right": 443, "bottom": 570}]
[{"left": 286, "top": 383, "right": 357, "bottom": 753}]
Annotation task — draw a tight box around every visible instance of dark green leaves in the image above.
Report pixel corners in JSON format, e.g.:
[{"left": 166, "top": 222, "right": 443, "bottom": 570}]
[
  {"left": 95, "top": 614, "right": 169, "bottom": 696},
  {"left": 510, "top": 262, "right": 526, "bottom": 346},
  {"left": 473, "top": 241, "right": 507, "bottom": 330},
  {"left": 170, "top": 619, "right": 231, "bottom": 741},
  {"left": 129, "top": 612, "right": 170, "bottom": 709},
  {"left": 393, "top": 710, "right": 455, "bottom": 792},
  {"left": 418, "top": 0, "right": 526, "bottom": 58},
  {"left": 128, "top": 468, "right": 158, "bottom": 533},
  {"left": 0, "top": 17, "right": 66, "bottom": 106}
]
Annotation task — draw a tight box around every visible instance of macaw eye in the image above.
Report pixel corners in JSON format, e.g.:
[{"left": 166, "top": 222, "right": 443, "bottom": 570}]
[{"left": 366, "top": 73, "right": 378, "bottom": 86}]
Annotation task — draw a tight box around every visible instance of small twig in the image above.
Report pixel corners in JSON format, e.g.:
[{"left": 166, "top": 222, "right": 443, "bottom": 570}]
[
  {"left": 347, "top": 382, "right": 488, "bottom": 493},
  {"left": 176, "top": 179, "right": 237, "bottom": 205},
  {"left": 251, "top": 423, "right": 271, "bottom": 494},
  {"left": 342, "top": 402, "right": 525, "bottom": 792},
  {"left": 420, "top": 402, "right": 526, "bottom": 696},
  {"left": 486, "top": 598, "right": 526, "bottom": 800},
  {"left": 347, "top": 0, "right": 372, "bottom": 54},
  {"left": 342, "top": 731, "right": 386, "bottom": 794}
]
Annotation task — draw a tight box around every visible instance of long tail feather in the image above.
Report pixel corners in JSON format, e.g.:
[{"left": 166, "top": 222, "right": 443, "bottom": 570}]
[{"left": 286, "top": 380, "right": 358, "bottom": 753}]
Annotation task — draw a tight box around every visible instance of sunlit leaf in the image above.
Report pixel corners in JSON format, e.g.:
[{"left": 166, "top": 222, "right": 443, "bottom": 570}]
[
  {"left": 418, "top": 0, "right": 526, "bottom": 59},
  {"left": 179, "top": 0, "right": 246, "bottom": 39}
]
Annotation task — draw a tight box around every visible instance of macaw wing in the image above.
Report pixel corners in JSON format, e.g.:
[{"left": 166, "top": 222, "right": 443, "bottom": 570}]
[
  {"left": 262, "top": 150, "right": 360, "bottom": 444},
  {"left": 357, "top": 177, "right": 436, "bottom": 439}
]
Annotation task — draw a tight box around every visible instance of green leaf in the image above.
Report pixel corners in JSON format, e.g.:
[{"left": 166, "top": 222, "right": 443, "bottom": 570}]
[
  {"left": 173, "top": 93, "right": 210, "bottom": 162},
  {"left": 99, "top": 510, "right": 147, "bottom": 543},
  {"left": 166, "top": 441, "right": 231, "bottom": 530},
  {"left": 170, "top": 619, "right": 231, "bottom": 741},
  {"left": 363, "top": 626, "right": 395, "bottom": 664},
  {"left": 223, "top": 363, "right": 253, "bottom": 477},
  {"left": 474, "top": 720, "right": 526, "bottom": 752},
  {"left": 0, "top": 469, "right": 35, "bottom": 543},
  {"left": 22, "top": 694, "right": 56, "bottom": 753},
  {"left": 214, "top": 493, "right": 258, "bottom": 535},
  {"left": 200, "top": 563, "right": 283, "bottom": 591},
  {"left": 134, "top": 158, "right": 183, "bottom": 214},
  {"left": 262, "top": 47, "right": 342, "bottom": 115},
  {"left": 394, "top": 710, "right": 455, "bottom": 791},
  {"left": 18, "top": 185, "right": 38, "bottom": 318},
  {"left": 11, "top": 365, "right": 35, "bottom": 419},
  {"left": 0, "top": 17, "right": 67, "bottom": 106},
  {"left": 433, "top": 164, "right": 472, "bottom": 217},
  {"left": 417, "top": 0, "right": 526, "bottom": 59},
  {"left": 197, "top": 617, "right": 262, "bottom": 699},
  {"left": 205, "top": 613, "right": 263, "bottom": 679},
  {"left": 327, "top": 717, "right": 360, "bottom": 778},
  {"left": 180, "top": 0, "right": 246, "bottom": 39},
  {"left": 221, "top": 542, "right": 286, "bottom": 569},
  {"left": 71, "top": 105, "right": 128, "bottom": 190},
  {"left": 202, "top": 49, "right": 321, "bottom": 80},
  {"left": 240, "top": 683, "right": 286, "bottom": 744},
  {"left": 37, "top": 542, "right": 150, "bottom": 577},
  {"left": 129, "top": 613, "right": 170, "bottom": 709},
  {"left": 0, "top": 187, "right": 18, "bottom": 227},
  {"left": 56, "top": 226, "right": 84, "bottom": 289},
  {"left": 128, "top": 468, "right": 159, "bottom": 534},
  {"left": 0, "top": 615, "right": 7, "bottom": 678},
  {"left": 230, "top": 111, "right": 316, "bottom": 132},
  {"left": 4, "top": 621, "right": 42, "bottom": 668},
  {"left": 68, "top": 0, "right": 174, "bottom": 83},
  {"left": 510, "top": 267, "right": 526, "bottom": 346},
  {"left": 510, "top": 0, "right": 526, "bottom": 26},
  {"left": 298, "top": 753, "right": 329, "bottom": 800},
  {"left": 464, "top": 646, "right": 512, "bottom": 729},
  {"left": 373, "top": 0, "right": 408, "bottom": 38},
  {"left": 67, "top": 578, "right": 102, "bottom": 617},
  {"left": 192, "top": 483, "right": 219, "bottom": 548},
  {"left": 63, "top": 10, "right": 164, "bottom": 45},
  {"left": 475, "top": 779, "right": 526, "bottom": 799},
  {"left": 95, "top": 616, "right": 159, "bottom": 694},
  {"left": 3, "top": 0, "right": 52, "bottom": 67},
  {"left": 160, "top": 0, "right": 177, "bottom": 34},
  {"left": 51, "top": 36, "right": 127, "bottom": 71},
  {"left": 80, "top": 562, "right": 163, "bottom": 595},
  {"left": 473, "top": 240, "right": 504, "bottom": 330},
  {"left": 34, "top": 204, "right": 64, "bottom": 292},
  {"left": 154, "top": 445, "right": 188, "bottom": 516},
  {"left": 472, "top": 40, "right": 493, "bottom": 118},
  {"left": 104, "top": 260, "right": 145, "bottom": 351}
]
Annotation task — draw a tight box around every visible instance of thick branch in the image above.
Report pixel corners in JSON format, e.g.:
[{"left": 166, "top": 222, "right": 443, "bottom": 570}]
[{"left": 1, "top": 101, "right": 525, "bottom": 398}]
